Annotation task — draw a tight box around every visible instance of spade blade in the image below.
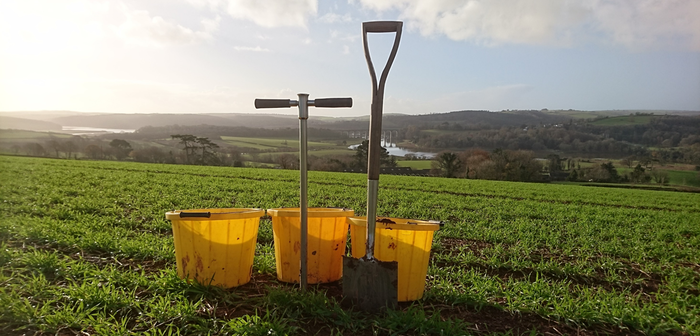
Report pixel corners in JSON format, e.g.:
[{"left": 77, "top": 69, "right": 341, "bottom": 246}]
[{"left": 342, "top": 256, "right": 398, "bottom": 312}]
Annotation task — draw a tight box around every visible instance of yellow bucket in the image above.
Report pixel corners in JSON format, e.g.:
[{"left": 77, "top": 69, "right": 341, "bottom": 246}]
[
  {"left": 268, "top": 208, "right": 354, "bottom": 284},
  {"left": 165, "top": 208, "right": 264, "bottom": 288},
  {"left": 349, "top": 217, "right": 441, "bottom": 301}
]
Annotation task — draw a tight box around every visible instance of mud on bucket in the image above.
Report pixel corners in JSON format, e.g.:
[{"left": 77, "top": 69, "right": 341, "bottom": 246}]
[
  {"left": 349, "top": 216, "right": 441, "bottom": 301},
  {"left": 166, "top": 208, "right": 264, "bottom": 288},
  {"left": 268, "top": 207, "right": 354, "bottom": 284}
]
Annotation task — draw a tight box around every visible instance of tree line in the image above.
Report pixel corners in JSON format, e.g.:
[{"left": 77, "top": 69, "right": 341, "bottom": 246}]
[
  {"left": 128, "top": 125, "right": 346, "bottom": 141},
  {"left": 396, "top": 115, "right": 700, "bottom": 164},
  {"left": 430, "top": 148, "right": 686, "bottom": 185}
]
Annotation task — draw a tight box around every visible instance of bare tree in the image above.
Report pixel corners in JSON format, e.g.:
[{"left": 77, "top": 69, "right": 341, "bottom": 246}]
[
  {"left": 460, "top": 149, "right": 489, "bottom": 179},
  {"left": 84, "top": 144, "right": 103, "bottom": 160},
  {"left": 650, "top": 169, "right": 669, "bottom": 185},
  {"left": 24, "top": 143, "right": 46, "bottom": 156},
  {"left": 132, "top": 146, "right": 167, "bottom": 163},
  {"left": 276, "top": 153, "right": 299, "bottom": 169},
  {"left": 63, "top": 141, "right": 77, "bottom": 159},
  {"left": 46, "top": 139, "right": 62, "bottom": 158},
  {"left": 620, "top": 156, "right": 635, "bottom": 169}
]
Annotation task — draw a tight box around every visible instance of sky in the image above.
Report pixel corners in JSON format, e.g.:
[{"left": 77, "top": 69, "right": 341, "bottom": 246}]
[{"left": 1, "top": 0, "right": 699, "bottom": 117}]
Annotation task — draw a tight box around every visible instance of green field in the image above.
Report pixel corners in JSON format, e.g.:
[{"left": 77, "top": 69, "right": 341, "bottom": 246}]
[
  {"left": 543, "top": 110, "right": 604, "bottom": 119},
  {"left": 396, "top": 160, "right": 432, "bottom": 170},
  {"left": 614, "top": 167, "right": 700, "bottom": 188},
  {"left": 0, "top": 130, "right": 72, "bottom": 140},
  {"left": 1, "top": 156, "right": 699, "bottom": 335},
  {"left": 667, "top": 170, "right": 700, "bottom": 187},
  {"left": 419, "top": 129, "right": 465, "bottom": 135},
  {"left": 220, "top": 136, "right": 346, "bottom": 151},
  {"left": 589, "top": 115, "right": 654, "bottom": 126}
]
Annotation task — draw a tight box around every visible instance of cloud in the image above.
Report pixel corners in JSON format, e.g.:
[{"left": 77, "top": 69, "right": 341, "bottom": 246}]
[
  {"left": 318, "top": 12, "right": 353, "bottom": 24},
  {"left": 383, "top": 84, "right": 536, "bottom": 113},
  {"left": 588, "top": 0, "right": 700, "bottom": 50},
  {"left": 357, "top": 0, "right": 700, "bottom": 50},
  {"left": 0, "top": 0, "right": 110, "bottom": 55},
  {"left": 226, "top": 0, "right": 317, "bottom": 28},
  {"left": 114, "top": 7, "right": 220, "bottom": 46},
  {"left": 234, "top": 46, "right": 270, "bottom": 52},
  {"left": 0, "top": 77, "right": 266, "bottom": 113},
  {"left": 183, "top": 0, "right": 224, "bottom": 10},
  {"left": 329, "top": 30, "right": 360, "bottom": 43}
]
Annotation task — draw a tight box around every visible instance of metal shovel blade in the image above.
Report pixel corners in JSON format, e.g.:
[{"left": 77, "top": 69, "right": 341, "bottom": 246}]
[{"left": 342, "top": 256, "right": 398, "bottom": 312}]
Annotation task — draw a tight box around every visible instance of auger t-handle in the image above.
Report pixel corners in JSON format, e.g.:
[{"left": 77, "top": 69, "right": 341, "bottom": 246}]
[
  {"left": 362, "top": 21, "right": 402, "bottom": 260},
  {"left": 254, "top": 94, "right": 352, "bottom": 292}
]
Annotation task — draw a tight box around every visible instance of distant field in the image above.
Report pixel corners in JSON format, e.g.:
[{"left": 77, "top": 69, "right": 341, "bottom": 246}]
[
  {"left": 396, "top": 160, "right": 432, "bottom": 169},
  {"left": 589, "top": 115, "right": 654, "bottom": 126},
  {"left": 0, "top": 130, "right": 72, "bottom": 140},
  {"left": 419, "top": 129, "right": 465, "bottom": 135},
  {"left": 667, "top": 169, "right": 700, "bottom": 187},
  {"left": 545, "top": 110, "right": 602, "bottom": 119},
  {"left": 220, "top": 136, "right": 338, "bottom": 151},
  {"left": 306, "top": 149, "right": 355, "bottom": 156},
  {"left": 253, "top": 149, "right": 355, "bottom": 159}
]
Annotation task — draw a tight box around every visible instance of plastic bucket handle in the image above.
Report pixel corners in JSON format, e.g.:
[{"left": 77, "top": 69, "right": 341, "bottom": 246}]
[
  {"left": 347, "top": 217, "right": 441, "bottom": 232},
  {"left": 166, "top": 208, "right": 265, "bottom": 221}
]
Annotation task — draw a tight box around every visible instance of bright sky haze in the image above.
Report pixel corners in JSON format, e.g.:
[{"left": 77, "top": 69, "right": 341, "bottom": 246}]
[{"left": 1, "top": 0, "right": 699, "bottom": 116}]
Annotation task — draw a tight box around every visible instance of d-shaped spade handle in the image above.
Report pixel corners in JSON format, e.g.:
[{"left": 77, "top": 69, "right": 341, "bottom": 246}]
[
  {"left": 363, "top": 21, "right": 402, "bottom": 181},
  {"left": 364, "top": 21, "right": 403, "bottom": 33},
  {"left": 363, "top": 21, "right": 403, "bottom": 101}
]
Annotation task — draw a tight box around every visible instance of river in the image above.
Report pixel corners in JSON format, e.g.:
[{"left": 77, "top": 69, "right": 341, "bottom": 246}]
[
  {"left": 62, "top": 126, "right": 136, "bottom": 135},
  {"left": 348, "top": 143, "right": 437, "bottom": 159}
]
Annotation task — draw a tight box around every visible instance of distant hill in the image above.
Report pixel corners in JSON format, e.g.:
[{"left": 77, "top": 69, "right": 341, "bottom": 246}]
[
  {"left": 48, "top": 113, "right": 302, "bottom": 129},
  {"left": 316, "top": 110, "right": 571, "bottom": 131},
  {"left": 38, "top": 110, "right": 573, "bottom": 133},
  {"left": 0, "top": 111, "right": 93, "bottom": 122},
  {"left": 0, "top": 116, "right": 62, "bottom": 131},
  {"left": 544, "top": 109, "right": 700, "bottom": 119},
  {"left": 51, "top": 114, "right": 245, "bottom": 129},
  {"left": 1, "top": 109, "right": 698, "bottom": 132}
]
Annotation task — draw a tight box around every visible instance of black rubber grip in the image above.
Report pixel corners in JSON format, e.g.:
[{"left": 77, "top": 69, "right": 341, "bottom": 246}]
[
  {"left": 314, "top": 98, "right": 353, "bottom": 108},
  {"left": 255, "top": 99, "right": 291, "bottom": 109},
  {"left": 364, "top": 21, "right": 402, "bottom": 33},
  {"left": 179, "top": 212, "right": 211, "bottom": 218}
]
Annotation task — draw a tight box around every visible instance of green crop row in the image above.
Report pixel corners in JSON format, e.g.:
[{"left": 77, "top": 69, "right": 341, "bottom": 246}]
[{"left": 1, "top": 155, "right": 699, "bottom": 335}]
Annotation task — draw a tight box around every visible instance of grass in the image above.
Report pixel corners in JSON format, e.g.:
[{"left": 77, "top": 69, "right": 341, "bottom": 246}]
[{"left": 1, "top": 155, "right": 699, "bottom": 335}]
